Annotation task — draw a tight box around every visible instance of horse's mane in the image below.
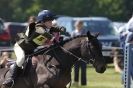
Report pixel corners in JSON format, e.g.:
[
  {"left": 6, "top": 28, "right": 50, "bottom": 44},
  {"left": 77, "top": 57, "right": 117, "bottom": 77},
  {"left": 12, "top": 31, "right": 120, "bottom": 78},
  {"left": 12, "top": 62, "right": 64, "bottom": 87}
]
[{"left": 59, "top": 35, "right": 87, "bottom": 46}]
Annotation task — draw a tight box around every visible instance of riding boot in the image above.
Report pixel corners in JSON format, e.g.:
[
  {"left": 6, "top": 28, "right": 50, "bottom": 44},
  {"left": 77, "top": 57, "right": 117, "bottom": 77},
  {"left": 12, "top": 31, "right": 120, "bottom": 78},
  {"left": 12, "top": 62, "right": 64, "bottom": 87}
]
[{"left": 2, "top": 63, "right": 21, "bottom": 87}]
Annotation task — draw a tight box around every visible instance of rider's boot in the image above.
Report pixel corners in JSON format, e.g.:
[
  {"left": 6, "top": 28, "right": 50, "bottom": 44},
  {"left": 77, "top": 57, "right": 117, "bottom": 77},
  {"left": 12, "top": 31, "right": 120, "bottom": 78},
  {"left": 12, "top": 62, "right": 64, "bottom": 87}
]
[{"left": 2, "top": 63, "right": 21, "bottom": 87}]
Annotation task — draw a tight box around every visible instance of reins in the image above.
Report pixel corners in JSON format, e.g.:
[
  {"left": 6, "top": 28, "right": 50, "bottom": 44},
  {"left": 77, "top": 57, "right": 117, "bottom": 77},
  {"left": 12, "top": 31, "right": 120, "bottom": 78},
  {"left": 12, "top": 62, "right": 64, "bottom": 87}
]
[
  {"left": 60, "top": 47, "right": 87, "bottom": 63},
  {"left": 32, "top": 41, "right": 95, "bottom": 66}
]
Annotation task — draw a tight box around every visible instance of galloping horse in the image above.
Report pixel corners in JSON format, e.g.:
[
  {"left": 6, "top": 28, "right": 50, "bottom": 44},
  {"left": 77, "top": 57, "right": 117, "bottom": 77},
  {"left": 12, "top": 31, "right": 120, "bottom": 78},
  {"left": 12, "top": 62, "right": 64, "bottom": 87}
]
[
  {"left": 36, "top": 31, "right": 107, "bottom": 88},
  {"left": 0, "top": 31, "right": 106, "bottom": 88}
]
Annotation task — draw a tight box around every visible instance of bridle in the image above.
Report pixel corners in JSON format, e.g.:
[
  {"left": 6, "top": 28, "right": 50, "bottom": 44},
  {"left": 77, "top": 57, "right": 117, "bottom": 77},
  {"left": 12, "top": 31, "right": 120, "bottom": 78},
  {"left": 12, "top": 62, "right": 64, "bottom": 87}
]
[
  {"left": 86, "top": 41, "right": 96, "bottom": 64},
  {"left": 52, "top": 41, "right": 96, "bottom": 64},
  {"left": 60, "top": 40, "right": 96, "bottom": 65}
]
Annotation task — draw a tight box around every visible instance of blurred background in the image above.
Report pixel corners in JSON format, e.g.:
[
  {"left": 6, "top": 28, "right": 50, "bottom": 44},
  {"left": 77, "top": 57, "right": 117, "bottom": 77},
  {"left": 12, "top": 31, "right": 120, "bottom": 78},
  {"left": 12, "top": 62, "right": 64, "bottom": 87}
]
[
  {"left": 0, "top": 0, "right": 133, "bottom": 22},
  {"left": 0, "top": 0, "right": 133, "bottom": 88}
]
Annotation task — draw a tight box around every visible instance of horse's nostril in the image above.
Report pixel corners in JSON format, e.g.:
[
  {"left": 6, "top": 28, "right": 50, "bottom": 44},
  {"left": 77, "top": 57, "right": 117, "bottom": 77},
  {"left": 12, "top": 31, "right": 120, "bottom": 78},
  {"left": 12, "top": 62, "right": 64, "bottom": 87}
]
[
  {"left": 100, "top": 66, "right": 106, "bottom": 73},
  {"left": 102, "top": 67, "right": 105, "bottom": 70},
  {"left": 96, "top": 66, "right": 106, "bottom": 73}
]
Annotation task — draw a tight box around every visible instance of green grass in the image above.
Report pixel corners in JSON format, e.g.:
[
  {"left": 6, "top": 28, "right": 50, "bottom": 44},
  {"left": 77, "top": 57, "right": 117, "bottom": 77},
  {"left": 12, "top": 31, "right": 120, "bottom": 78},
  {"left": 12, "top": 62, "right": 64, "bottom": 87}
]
[{"left": 70, "top": 65, "right": 123, "bottom": 88}]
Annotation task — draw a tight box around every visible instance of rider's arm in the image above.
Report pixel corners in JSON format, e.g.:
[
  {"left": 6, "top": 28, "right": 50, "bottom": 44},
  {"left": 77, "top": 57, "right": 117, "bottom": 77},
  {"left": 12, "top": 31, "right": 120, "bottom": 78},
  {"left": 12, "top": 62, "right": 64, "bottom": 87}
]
[
  {"left": 32, "top": 26, "right": 54, "bottom": 46},
  {"left": 50, "top": 26, "right": 66, "bottom": 33},
  {"left": 36, "top": 26, "right": 52, "bottom": 39}
]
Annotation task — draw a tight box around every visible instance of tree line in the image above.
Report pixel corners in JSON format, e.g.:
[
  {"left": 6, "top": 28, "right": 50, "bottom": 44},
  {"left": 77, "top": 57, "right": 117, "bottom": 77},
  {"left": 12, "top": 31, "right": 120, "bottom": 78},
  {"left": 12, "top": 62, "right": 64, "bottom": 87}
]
[{"left": 0, "top": 0, "right": 133, "bottom": 22}]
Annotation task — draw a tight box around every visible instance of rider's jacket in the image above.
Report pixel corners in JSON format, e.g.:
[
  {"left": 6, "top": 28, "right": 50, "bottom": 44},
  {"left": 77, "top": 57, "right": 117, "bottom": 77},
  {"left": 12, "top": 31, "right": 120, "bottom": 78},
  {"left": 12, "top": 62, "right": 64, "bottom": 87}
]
[{"left": 17, "top": 23, "right": 63, "bottom": 54}]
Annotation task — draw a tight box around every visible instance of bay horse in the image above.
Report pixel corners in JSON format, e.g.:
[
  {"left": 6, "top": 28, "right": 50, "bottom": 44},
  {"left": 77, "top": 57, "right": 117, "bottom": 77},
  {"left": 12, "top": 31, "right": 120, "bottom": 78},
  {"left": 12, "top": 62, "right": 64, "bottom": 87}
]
[
  {"left": 0, "top": 31, "right": 106, "bottom": 88},
  {"left": 35, "top": 31, "right": 107, "bottom": 88}
]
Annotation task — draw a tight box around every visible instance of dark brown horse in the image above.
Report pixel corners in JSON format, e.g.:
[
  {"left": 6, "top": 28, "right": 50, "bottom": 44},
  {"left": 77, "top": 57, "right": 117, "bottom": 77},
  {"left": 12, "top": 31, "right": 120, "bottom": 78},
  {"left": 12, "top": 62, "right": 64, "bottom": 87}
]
[
  {"left": 0, "top": 31, "right": 106, "bottom": 88},
  {"left": 35, "top": 31, "right": 107, "bottom": 88}
]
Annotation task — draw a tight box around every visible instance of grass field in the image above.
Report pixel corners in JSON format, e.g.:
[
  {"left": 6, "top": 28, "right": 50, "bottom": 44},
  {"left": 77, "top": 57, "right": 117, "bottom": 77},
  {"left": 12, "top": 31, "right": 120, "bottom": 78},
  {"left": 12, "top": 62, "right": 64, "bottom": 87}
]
[{"left": 70, "top": 65, "right": 123, "bottom": 88}]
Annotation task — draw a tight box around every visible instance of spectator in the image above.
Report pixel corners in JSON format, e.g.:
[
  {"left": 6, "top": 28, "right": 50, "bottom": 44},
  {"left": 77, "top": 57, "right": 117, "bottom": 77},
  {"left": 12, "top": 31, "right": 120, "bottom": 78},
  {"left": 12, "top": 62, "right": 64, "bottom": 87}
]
[
  {"left": 28, "top": 16, "right": 36, "bottom": 24},
  {"left": 71, "top": 20, "right": 87, "bottom": 86},
  {"left": 125, "top": 14, "right": 133, "bottom": 78},
  {"left": 119, "top": 25, "right": 129, "bottom": 49},
  {"left": 0, "top": 52, "right": 14, "bottom": 68},
  {"left": 125, "top": 15, "right": 133, "bottom": 43}
]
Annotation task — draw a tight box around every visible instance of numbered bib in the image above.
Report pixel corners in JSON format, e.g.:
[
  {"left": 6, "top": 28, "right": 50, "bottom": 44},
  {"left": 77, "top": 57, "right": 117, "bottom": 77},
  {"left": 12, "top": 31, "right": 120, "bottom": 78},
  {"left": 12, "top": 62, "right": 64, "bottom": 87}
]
[{"left": 33, "top": 35, "right": 47, "bottom": 45}]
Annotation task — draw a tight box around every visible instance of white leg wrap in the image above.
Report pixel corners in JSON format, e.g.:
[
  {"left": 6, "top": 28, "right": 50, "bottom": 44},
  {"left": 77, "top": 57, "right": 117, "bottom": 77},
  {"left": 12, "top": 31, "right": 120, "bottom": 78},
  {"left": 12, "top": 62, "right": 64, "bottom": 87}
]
[{"left": 14, "top": 43, "right": 25, "bottom": 67}]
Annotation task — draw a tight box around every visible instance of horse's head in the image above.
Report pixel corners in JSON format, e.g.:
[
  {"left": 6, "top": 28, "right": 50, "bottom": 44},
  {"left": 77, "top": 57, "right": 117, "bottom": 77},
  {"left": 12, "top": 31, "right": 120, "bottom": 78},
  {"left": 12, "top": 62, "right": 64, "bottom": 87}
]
[{"left": 81, "top": 31, "right": 106, "bottom": 73}]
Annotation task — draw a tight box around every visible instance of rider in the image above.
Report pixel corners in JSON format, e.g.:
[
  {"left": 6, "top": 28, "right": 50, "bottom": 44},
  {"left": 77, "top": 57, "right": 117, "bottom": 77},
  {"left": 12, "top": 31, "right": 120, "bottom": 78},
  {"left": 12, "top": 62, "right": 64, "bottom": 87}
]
[{"left": 3, "top": 9, "right": 65, "bottom": 87}]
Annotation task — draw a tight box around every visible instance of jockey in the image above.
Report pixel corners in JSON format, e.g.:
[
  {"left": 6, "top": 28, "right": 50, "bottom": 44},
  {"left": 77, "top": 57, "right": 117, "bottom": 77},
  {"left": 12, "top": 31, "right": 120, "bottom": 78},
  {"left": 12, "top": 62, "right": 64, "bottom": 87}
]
[{"left": 3, "top": 9, "right": 65, "bottom": 87}]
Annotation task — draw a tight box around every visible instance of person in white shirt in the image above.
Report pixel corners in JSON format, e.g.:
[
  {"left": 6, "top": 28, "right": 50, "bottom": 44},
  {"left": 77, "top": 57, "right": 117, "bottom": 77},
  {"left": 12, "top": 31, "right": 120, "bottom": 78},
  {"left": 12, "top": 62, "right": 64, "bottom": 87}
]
[{"left": 71, "top": 20, "right": 87, "bottom": 85}]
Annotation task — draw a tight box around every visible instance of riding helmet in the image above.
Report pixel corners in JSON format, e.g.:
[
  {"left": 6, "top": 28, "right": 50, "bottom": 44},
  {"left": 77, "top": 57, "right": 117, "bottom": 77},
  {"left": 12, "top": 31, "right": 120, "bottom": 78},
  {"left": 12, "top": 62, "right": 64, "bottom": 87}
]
[{"left": 37, "top": 10, "right": 55, "bottom": 23}]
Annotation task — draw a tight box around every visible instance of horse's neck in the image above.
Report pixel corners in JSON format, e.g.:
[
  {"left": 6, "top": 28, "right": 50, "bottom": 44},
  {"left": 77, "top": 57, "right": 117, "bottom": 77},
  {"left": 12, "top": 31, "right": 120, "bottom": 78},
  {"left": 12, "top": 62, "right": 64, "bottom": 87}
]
[
  {"left": 62, "top": 38, "right": 88, "bottom": 66},
  {"left": 63, "top": 40, "right": 82, "bottom": 59}
]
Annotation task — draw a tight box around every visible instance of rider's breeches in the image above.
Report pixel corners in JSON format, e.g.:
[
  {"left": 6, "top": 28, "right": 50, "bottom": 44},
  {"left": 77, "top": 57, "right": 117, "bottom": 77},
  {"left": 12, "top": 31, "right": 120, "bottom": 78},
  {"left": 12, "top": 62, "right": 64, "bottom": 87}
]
[{"left": 14, "top": 43, "right": 25, "bottom": 67}]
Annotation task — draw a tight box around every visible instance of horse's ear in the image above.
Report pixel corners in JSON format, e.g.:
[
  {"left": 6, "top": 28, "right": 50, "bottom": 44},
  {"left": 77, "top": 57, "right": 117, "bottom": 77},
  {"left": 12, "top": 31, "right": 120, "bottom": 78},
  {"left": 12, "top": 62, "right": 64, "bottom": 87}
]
[
  {"left": 87, "top": 31, "right": 93, "bottom": 40},
  {"left": 94, "top": 32, "right": 100, "bottom": 38},
  {"left": 87, "top": 31, "right": 91, "bottom": 37}
]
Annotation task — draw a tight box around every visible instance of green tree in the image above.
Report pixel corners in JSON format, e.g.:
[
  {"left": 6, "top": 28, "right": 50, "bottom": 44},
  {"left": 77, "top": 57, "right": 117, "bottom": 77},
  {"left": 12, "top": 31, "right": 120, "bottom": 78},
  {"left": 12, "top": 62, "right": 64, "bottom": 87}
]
[
  {"left": 91, "top": 0, "right": 124, "bottom": 21},
  {"left": 0, "top": 0, "right": 14, "bottom": 21},
  {"left": 123, "top": 0, "right": 133, "bottom": 20},
  {"left": 0, "top": 0, "right": 132, "bottom": 21}
]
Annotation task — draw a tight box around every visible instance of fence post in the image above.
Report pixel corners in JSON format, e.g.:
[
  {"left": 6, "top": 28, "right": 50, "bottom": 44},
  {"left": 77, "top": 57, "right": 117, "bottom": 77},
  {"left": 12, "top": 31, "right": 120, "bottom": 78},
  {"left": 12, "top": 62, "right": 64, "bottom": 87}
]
[{"left": 124, "top": 43, "right": 133, "bottom": 88}]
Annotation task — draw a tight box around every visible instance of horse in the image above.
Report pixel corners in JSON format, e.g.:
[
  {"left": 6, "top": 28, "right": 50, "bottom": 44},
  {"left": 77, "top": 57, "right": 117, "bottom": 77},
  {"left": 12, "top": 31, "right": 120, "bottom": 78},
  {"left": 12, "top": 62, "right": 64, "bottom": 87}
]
[
  {"left": 0, "top": 31, "right": 106, "bottom": 88},
  {"left": 35, "top": 31, "right": 107, "bottom": 88}
]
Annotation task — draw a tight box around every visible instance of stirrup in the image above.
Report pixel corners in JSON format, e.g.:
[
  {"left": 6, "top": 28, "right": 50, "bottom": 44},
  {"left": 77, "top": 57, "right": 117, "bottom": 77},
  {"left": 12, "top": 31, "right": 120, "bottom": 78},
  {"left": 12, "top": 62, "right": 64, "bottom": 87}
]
[{"left": 2, "top": 78, "right": 14, "bottom": 88}]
